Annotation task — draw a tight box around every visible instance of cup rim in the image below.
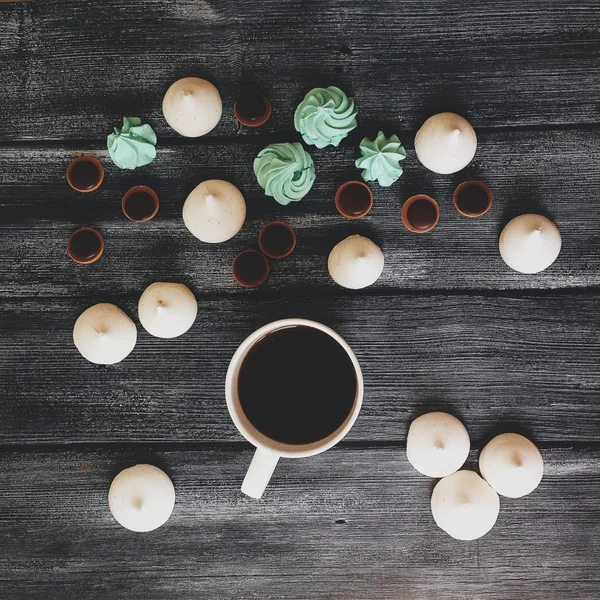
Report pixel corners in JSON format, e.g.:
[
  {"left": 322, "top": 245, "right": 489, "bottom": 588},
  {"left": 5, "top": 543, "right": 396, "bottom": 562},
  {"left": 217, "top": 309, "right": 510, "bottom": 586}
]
[
  {"left": 452, "top": 180, "right": 493, "bottom": 217},
  {"left": 401, "top": 194, "right": 440, "bottom": 233},
  {"left": 67, "top": 226, "right": 104, "bottom": 264},
  {"left": 232, "top": 250, "right": 270, "bottom": 287},
  {"left": 334, "top": 180, "right": 373, "bottom": 219},
  {"left": 234, "top": 91, "right": 272, "bottom": 128},
  {"left": 258, "top": 221, "right": 297, "bottom": 259},
  {"left": 225, "top": 318, "right": 364, "bottom": 458},
  {"left": 66, "top": 156, "right": 104, "bottom": 193},
  {"left": 121, "top": 185, "right": 160, "bottom": 222}
]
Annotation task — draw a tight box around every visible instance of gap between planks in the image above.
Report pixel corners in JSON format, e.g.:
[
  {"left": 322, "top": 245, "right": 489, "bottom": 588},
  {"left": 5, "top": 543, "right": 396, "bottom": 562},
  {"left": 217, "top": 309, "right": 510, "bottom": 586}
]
[
  {"left": 1, "top": 439, "right": 599, "bottom": 455},
  {"left": 4, "top": 287, "right": 600, "bottom": 304},
  {"left": 2, "top": 121, "right": 600, "bottom": 149}
]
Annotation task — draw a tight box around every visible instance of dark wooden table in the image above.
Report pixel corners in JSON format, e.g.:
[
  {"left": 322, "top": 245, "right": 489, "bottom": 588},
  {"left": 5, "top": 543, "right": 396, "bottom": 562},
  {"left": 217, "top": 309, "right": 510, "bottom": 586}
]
[{"left": 1, "top": 1, "right": 600, "bottom": 598}]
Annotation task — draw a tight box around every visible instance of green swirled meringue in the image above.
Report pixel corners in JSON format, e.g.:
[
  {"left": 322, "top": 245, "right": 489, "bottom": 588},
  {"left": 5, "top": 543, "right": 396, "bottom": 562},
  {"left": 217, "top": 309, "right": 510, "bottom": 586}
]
[
  {"left": 355, "top": 131, "right": 406, "bottom": 187},
  {"left": 294, "top": 86, "right": 357, "bottom": 148},
  {"left": 254, "top": 142, "right": 316, "bottom": 205},
  {"left": 107, "top": 117, "right": 157, "bottom": 170}
]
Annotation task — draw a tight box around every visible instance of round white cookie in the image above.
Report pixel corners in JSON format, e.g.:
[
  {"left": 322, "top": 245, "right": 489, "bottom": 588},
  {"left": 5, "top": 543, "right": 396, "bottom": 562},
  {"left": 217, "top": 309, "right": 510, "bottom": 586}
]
[
  {"left": 162, "top": 77, "right": 222, "bottom": 137},
  {"left": 328, "top": 235, "right": 384, "bottom": 289},
  {"left": 415, "top": 112, "right": 477, "bottom": 174},
  {"left": 109, "top": 464, "right": 175, "bottom": 532},
  {"left": 183, "top": 179, "right": 246, "bottom": 243},
  {"left": 138, "top": 282, "right": 197, "bottom": 339},
  {"left": 499, "top": 214, "right": 561, "bottom": 274},
  {"left": 407, "top": 412, "right": 470, "bottom": 478},
  {"left": 431, "top": 470, "right": 500, "bottom": 540},
  {"left": 479, "top": 433, "right": 544, "bottom": 498},
  {"left": 73, "top": 303, "right": 137, "bottom": 365}
]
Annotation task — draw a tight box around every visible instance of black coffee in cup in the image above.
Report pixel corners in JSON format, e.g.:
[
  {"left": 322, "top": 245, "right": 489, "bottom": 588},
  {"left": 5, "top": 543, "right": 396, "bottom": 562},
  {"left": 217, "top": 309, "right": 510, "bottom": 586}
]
[{"left": 238, "top": 326, "right": 358, "bottom": 445}]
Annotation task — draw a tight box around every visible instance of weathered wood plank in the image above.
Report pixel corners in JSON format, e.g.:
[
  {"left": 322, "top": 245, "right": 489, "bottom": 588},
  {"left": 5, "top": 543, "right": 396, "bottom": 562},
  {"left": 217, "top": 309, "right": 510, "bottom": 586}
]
[
  {"left": 1, "top": 129, "right": 599, "bottom": 296},
  {"left": 1, "top": 0, "right": 600, "bottom": 142},
  {"left": 3, "top": 575, "right": 600, "bottom": 600},
  {"left": 0, "top": 446, "right": 598, "bottom": 599},
  {"left": 1, "top": 293, "right": 599, "bottom": 444}
]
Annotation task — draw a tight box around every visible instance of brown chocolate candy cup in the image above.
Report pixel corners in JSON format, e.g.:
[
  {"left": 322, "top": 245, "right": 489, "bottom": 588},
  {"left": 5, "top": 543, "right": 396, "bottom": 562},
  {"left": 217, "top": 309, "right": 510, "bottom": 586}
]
[
  {"left": 67, "top": 227, "right": 104, "bottom": 264},
  {"left": 258, "top": 221, "right": 297, "bottom": 259},
  {"left": 234, "top": 91, "right": 272, "bottom": 128},
  {"left": 232, "top": 250, "right": 270, "bottom": 288},
  {"left": 121, "top": 185, "right": 160, "bottom": 222},
  {"left": 66, "top": 156, "right": 104, "bottom": 193},
  {"left": 453, "top": 180, "right": 493, "bottom": 217},
  {"left": 334, "top": 181, "right": 373, "bottom": 219},
  {"left": 401, "top": 194, "right": 440, "bottom": 234}
]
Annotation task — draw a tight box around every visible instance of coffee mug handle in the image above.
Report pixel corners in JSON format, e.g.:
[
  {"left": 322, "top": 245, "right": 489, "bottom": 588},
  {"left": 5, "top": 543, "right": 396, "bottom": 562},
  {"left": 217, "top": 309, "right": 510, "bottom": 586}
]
[{"left": 241, "top": 447, "right": 279, "bottom": 499}]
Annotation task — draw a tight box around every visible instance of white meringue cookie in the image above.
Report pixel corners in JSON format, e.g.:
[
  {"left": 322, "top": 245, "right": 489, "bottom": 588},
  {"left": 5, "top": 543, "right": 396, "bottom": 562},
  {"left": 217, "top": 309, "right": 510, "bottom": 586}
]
[
  {"left": 415, "top": 112, "right": 477, "bottom": 174},
  {"left": 407, "top": 412, "right": 470, "bottom": 478},
  {"left": 479, "top": 433, "right": 544, "bottom": 498},
  {"left": 183, "top": 179, "right": 246, "bottom": 243},
  {"left": 431, "top": 470, "right": 500, "bottom": 540},
  {"left": 73, "top": 303, "right": 137, "bottom": 365},
  {"left": 108, "top": 464, "right": 175, "bottom": 532},
  {"left": 162, "top": 77, "right": 222, "bottom": 137},
  {"left": 138, "top": 282, "right": 197, "bottom": 339},
  {"left": 499, "top": 214, "right": 561, "bottom": 274},
  {"left": 327, "top": 234, "right": 384, "bottom": 289}
]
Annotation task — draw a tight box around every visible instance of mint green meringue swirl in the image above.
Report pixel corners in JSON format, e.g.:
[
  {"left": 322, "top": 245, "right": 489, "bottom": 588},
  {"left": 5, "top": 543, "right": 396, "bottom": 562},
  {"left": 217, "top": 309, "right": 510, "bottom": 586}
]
[
  {"left": 355, "top": 131, "right": 406, "bottom": 187},
  {"left": 107, "top": 117, "right": 157, "bottom": 170},
  {"left": 294, "top": 86, "right": 357, "bottom": 149},
  {"left": 254, "top": 142, "right": 316, "bottom": 205}
]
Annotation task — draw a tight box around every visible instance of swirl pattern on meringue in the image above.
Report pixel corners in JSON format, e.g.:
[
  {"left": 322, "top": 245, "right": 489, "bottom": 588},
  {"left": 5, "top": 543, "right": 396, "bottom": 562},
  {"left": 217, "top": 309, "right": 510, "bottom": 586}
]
[
  {"left": 294, "top": 86, "right": 357, "bottom": 148},
  {"left": 355, "top": 131, "right": 406, "bottom": 187},
  {"left": 254, "top": 142, "right": 316, "bottom": 205},
  {"left": 107, "top": 117, "right": 157, "bottom": 170}
]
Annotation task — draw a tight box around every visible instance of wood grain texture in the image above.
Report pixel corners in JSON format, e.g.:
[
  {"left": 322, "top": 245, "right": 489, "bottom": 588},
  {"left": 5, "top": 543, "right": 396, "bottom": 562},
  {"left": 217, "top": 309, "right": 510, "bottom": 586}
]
[
  {"left": 1, "top": 0, "right": 600, "bottom": 142},
  {"left": 1, "top": 293, "right": 599, "bottom": 445},
  {"left": 1, "top": 129, "right": 600, "bottom": 297},
  {"left": 0, "top": 446, "right": 598, "bottom": 599}
]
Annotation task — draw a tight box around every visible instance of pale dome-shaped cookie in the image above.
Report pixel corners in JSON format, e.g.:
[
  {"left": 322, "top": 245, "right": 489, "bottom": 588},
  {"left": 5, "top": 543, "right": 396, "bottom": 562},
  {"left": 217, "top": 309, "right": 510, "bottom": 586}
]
[
  {"left": 479, "top": 433, "right": 544, "bottom": 498},
  {"left": 431, "top": 470, "right": 500, "bottom": 540},
  {"left": 415, "top": 112, "right": 477, "bottom": 174},
  {"left": 73, "top": 303, "right": 137, "bottom": 365},
  {"left": 108, "top": 464, "right": 175, "bottom": 532},
  {"left": 406, "top": 412, "right": 470, "bottom": 477},
  {"left": 499, "top": 214, "right": 561, "bottom": 274},
  {"left": 138, "top": 282, "right": 197, "bottom": 339},
  {"left": 183, "top": 179, "right": 246, "bottom": 243},
  {"left": 328, "top": 235, "right": 384, "bottom": 289},
  {"left": 162, "top": 77, "right": 222, "bottom": 137}
]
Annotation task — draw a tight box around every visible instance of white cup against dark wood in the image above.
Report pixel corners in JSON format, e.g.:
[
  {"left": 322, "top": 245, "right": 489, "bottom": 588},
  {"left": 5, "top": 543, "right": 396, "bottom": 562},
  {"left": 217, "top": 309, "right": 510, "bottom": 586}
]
[{"left": 225, "top": 318, "right": 364, "bottom": 499}]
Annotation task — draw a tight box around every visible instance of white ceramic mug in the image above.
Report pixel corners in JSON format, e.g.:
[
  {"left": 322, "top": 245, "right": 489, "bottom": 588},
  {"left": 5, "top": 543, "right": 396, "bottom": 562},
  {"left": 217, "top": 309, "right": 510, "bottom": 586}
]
[{"left": 225, "top": 318, "right": 364, "bottom": 499}]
